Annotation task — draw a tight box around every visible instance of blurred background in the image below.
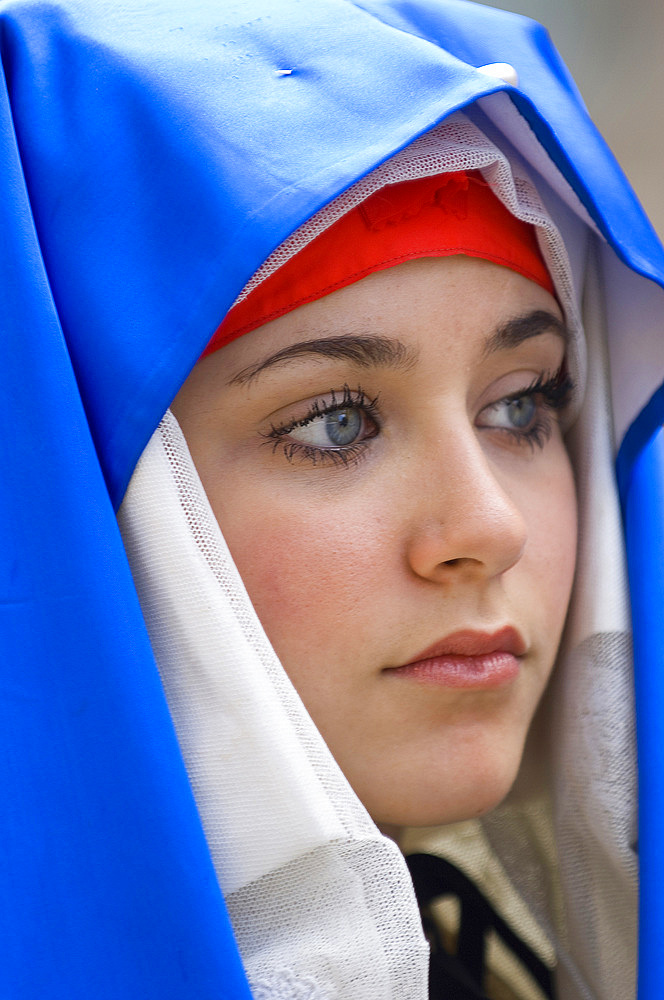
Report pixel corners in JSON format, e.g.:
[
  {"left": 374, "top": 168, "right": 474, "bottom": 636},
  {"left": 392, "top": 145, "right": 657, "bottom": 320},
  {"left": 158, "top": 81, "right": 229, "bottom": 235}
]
[{"left": 470, "top": 0, "right": 664, "bottom": 239}]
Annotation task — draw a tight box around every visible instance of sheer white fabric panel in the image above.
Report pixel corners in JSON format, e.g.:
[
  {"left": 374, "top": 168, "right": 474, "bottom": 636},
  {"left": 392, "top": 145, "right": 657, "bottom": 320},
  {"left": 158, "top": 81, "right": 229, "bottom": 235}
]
[{"left": 119, "top": 412, "right": 429, "bottom": 1000}]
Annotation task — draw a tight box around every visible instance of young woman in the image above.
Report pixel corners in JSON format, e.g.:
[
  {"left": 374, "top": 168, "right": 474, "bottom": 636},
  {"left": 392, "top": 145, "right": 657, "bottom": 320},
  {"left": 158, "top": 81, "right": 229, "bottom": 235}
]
[{"left": 2, "top": 1, "right": 664, "bottom": 999}]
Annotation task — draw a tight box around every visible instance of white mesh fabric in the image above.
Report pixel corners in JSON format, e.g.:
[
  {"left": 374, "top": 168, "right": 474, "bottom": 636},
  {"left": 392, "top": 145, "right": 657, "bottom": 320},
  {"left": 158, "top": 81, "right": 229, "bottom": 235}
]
[
  {"left": 544, "top": 245, "right": 637, "bottom": 1000},
  {"left": 118, "top": 110, "right": 639, "bottom": 1000},
  {"left": 118, "top": 410, "right": 429, "bottom": 1000}
]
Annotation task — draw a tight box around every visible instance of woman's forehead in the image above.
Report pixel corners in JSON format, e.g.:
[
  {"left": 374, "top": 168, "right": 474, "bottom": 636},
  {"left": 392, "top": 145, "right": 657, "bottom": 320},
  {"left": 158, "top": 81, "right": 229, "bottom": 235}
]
[{"left": 191, "top": 256, "right": 565, "bottom": 395}]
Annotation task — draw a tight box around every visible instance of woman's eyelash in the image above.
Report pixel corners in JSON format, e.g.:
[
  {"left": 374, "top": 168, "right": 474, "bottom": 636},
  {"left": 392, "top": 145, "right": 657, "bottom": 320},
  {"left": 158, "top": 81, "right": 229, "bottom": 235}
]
[
  {"left": 268, "top": 385, "right": 379, "bottom": 437},
  {"left": 273, "top": 441, "right": 368, "bottom": 467},
  {"left": 521, "top": 368, "right": 575, "bottom": 410},
  {"left": 264, "top": 385, "right": 381, "bottom": 467},
  {"left": 496, "top": 368, "right": 575, "bottom": 449}
]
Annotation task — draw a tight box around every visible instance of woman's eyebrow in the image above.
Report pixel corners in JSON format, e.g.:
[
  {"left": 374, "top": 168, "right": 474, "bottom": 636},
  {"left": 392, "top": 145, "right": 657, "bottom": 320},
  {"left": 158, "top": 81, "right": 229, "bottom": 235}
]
[
  {"left": 483, "top": 309, "right": 568, "bottom": 357},
  {"left": 228, "top": 334, "right": 419, "bottom": 385}
]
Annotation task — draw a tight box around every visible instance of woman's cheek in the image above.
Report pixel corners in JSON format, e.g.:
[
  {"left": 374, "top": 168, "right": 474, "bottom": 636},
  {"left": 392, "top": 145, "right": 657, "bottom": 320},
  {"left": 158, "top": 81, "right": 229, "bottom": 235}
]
[{"left": 221, "top": 492, "right": 390, "bottom": 654}]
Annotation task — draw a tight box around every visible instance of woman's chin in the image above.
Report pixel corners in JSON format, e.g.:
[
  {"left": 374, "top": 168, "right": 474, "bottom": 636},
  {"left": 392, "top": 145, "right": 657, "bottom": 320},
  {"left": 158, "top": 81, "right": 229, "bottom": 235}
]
[
  {"left": 340, "top": 721, "right": 530, "bottom": 831},
  {"left": 366, "top": 766, "right": 521, "bottom": 831}
]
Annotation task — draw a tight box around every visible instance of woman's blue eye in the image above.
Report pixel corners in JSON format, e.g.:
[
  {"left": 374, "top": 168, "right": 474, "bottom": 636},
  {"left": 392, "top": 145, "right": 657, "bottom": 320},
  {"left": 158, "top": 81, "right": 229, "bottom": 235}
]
[
  {"left": 289, "top": 406, "right": 366, "bottom": 448},
  {"left": 481, "top": 393, "right": 539, "bottom": 434},
  {"left": 324, "top": 408, "right": 363, "bottom": 445},
  {"left": 266, "top": 386, "right": 381, "bottom": 465},
  {"left": 478, "top": 371, "right": 573, "bottom": 447},
  {"left": 503, "top": 396, "right": 537, "bottom": 429}
]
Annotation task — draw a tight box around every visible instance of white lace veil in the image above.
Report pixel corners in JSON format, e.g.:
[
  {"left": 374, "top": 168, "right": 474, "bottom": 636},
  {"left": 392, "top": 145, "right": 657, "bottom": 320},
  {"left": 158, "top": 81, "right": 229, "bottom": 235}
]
[{"left": 118, "top": 106, "right": 637, "bottom": 1000}]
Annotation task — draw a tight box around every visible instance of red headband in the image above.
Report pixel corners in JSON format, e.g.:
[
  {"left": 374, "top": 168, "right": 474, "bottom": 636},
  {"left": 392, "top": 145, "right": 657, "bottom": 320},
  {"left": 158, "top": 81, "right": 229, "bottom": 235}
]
[{"left": 204, "top": 171, "right": 554, "bottom": 356}]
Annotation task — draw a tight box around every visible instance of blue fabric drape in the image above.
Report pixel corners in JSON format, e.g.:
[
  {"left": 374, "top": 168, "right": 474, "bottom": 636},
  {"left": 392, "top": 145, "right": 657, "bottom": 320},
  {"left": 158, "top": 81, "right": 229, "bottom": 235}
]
[{"left": 1, "top": 1, "right": 662, "bottom": 995}]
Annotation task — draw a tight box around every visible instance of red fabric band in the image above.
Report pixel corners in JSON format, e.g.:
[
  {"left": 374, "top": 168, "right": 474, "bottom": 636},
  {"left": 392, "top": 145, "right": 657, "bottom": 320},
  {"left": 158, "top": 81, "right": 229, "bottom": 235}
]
[{"left": 204, "top": 171, "right": 554, "bottom": 355}]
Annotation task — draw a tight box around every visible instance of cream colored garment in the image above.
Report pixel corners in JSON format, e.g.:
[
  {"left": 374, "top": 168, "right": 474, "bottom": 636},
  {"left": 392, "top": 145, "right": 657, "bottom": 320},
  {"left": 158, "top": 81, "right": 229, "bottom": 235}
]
[{"left": 118, "top": 110, "right": 637, "bottom": 1000}]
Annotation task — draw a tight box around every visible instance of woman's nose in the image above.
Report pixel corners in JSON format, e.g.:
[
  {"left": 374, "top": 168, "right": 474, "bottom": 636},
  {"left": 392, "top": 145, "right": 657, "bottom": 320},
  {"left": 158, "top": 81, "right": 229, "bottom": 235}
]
[{"left": 404, "top": 438, "right": 527, "bottom": 584}]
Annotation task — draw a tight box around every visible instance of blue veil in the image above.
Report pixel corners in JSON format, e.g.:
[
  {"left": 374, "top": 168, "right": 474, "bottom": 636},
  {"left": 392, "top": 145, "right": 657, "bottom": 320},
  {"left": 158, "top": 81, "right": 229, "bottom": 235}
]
[{"left": 1, "top": 1, "right": 662, "bottom": 996}]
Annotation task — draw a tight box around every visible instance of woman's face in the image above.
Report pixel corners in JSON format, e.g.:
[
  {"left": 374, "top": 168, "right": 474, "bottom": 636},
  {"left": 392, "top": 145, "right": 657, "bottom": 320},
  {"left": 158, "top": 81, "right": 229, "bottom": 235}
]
[{"left": 173, "top": 256, "right": 577, "bottom": 828}]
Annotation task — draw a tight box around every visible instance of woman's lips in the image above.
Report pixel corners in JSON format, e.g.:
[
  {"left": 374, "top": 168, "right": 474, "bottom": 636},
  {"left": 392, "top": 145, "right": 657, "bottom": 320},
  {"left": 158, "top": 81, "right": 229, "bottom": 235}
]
[{"left": 386, "top": 627, "right": 526, "bottom": 689}]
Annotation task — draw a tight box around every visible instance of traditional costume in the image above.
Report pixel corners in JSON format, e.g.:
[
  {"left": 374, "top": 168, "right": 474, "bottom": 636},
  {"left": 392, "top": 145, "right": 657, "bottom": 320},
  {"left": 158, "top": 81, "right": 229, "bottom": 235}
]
[{"left": 1, "top": 2, "right": 663, "bottom": 998}]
